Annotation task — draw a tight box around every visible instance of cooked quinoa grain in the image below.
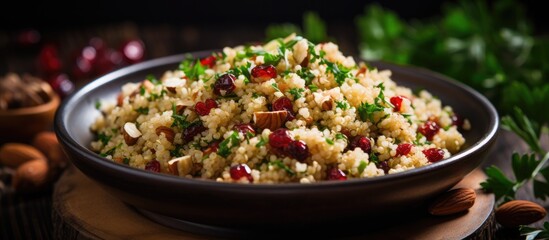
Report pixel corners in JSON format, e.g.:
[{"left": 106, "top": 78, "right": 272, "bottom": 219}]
[{"left": 90, "top": 34, "right": 468, "bottom": 184}]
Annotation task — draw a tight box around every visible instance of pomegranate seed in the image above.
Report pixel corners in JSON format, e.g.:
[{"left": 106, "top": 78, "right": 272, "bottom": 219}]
[
  {"left": 284, "top": 140, "right": 310, "bottom": 162},
  {"left": 378, "top": 161, "right": 390, "bottom": 174},
  {"left": 233, "top": 124, "right": 256, "bottom": 135},
  {"left": 230, "top": 164, "right": 253, "bottom": 182},
  {"left": 423, "top": 148, "right": 445, "bottom": 162},
  {"left": 418, "top": 121, "right": 440, "bottom": 141},
  {"left": 145, "top": 160, "right": 161, "bottom": 172},
  {"left": 120, "top": 39, "right": 145, "bottom": 64},
  {"left": 251, "top": 65, "right": 277, "bottom": 82},
  {"left": 272, "top": 96, "right": 295, "bottom": 120},
  {"left": 269, "top": 128, "right": 293, "bottom": 148},
  {"left": 195, "top": 99, "right": 218, "bottom": 116},
  {"left": 213, "top": 74, "right": 236, "bottom": 96},
  {"left": 182, "top": 122, "right": 207, "bottom": 143},
  {"left": 390, "top": 96, "right": 405, "bottom": 112},
  {"left": 349, "top": 135, "right": 371, "bottom": 154},
  {"left": 47, "top": 73, "right": 75, "bottom": 98},
  {"left": 327, "top": 167, "right": 347, "bottom": 181},
  {"left": 396, "top": 143, "right": 413, "bottom": 156},
  {"left": 200, "top": 55, "right": 217, "bottom": 68},
  {"left": 38, "top": 44, "right": 62, "bottom": 75}
]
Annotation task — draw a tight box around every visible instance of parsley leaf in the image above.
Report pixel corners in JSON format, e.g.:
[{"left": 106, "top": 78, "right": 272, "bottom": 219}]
[
  {"left": 270, "top": 160, "right": 295, "bottom": 176},
  {"left": 171, "top": 103, "right": 191, "bottom": 129},
  {"left": 170, "top": 144, "right": 184, "bottom": 158},
  {"left": 288, "top": 88, "right": 305, "bottom": 100},
  {"left": 146, "top": 74, "right": 160, "bottom": 85},
  {"left": 271, "top": 83, "right": 281, "bottom": 92},
  {"left": 135, "top": 107, "right": 149, "bottom": 115},
  {"left": 502, "top": 107, "right": 543, "bottom": 155},
  {"left": 335, "top": 100, "right": 349, "bottom": 110},
  {"left": 97, "top": 133, "right": 111, "bottom": 146},
  {"left": 179, "top": 58, "right": 205, "bottom": 81},
  {"left": 325, "top": 138, "right": 334, "bottom": 145},
  {"left": 227, "top": 62, "right": 252, "bottom": 83},
  {"left": 308, "top": 84, "right": 319, "bottom": 92},
  {"left": 520, "top": 222, "right": 549, "bottom": 240},
  {"left": 324, "top": 60, "right": 352, "bottom": 86},
  {"left": 297, "top": 68, "right": 316, "bottom": 86},
  {"left": 256, "top": 137, "right": 267, "bottom": 147},
  {"left": 95, "top": 100, "right": 101, "bottom": 110},
  {"left": 357, "top": 102, "right": 384, "bottom": 122},
  {"left": 217, "top": 131, "right": 240, "bottom": 158},
  {"left": 358, "top": 160, "right": 367, "bottom": 174}
]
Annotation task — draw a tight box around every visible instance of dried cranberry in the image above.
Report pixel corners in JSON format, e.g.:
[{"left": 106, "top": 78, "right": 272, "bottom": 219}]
[
  {"left": 145, "top": 160, "right": 161, "bottom": 172},
  {"left": 451, "top": 113, "right": 464, "bottom": 127},
  {"left": 269, "top": 128, "right": 293, "bottom": 148},
  {"left": 422, "top": 148, "right": 445, "bottom": 162},
  {"left": 418, "top": 121, "right": 440, "bottom": 141},
  {"left": 182, "top": 122, "right": 207, "bottom": 143},
  {"left": 349, "top": 135, "right": 371, "bottom": 154},
  {"left": 390, "top": 96, "right": 405, "bottom": 112},
  {"left": 396, "top": 143, "right": 413, "bottom": 156},
  {"left": 195, "top": 99, "right": 218, "bottom": 116},
  {"left": 203, "top": 141, "right": 221, "bottom": 155},
  {"left": 251, "top": 65, "right": 277, "bottom": 82},
  {"left": 230, "top": 164, "right": 253, "bottom": 182},
  {"left": 213, "top": 74, "right": 236, "bottom": 96},
  {"left": 200, "top": 55, "right": 217, "bottom": 68},
  {"left": 38, "top": 44, "right": 62, "bottom": 75},
  {"left": 327, "top": 167, "right": 347, "bottom": 181},
  {"left": 284, "top": 140, "right": 310, "bottom": 162},
  {"left": 272, "top": 97, "right": 295, "bottom": 120},
  {"left": 378, "top": 161, "right": 390, "bottom": 174},
  {"left": 233, "top": 124, "right": 256, "bottom": 136}
]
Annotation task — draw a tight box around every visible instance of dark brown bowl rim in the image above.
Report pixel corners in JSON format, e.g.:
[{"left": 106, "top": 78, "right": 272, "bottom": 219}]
[{"left": 55, "top": 51, "right": 499, "bottom": 190}]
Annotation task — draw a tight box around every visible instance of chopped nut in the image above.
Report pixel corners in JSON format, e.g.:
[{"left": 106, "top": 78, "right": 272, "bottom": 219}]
[
  {"left": 123, "top": 122, "right": 142, "bottom": 146},
  {"left": 168, "top": 156, "right": 193, "bottom": 176},
  {"left": 156, "top": 126, "right": 175, "bottom": 143},
  {"left": 253, "top": 110, "right": 288, "bottom": 130}
]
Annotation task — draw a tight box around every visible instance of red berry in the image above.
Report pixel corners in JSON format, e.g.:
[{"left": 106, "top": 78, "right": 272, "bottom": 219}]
[
  {"left": 418, "top": 121, "right": 440, "bottom": 141},
  {"left": 182, "top": 122, "right": 207, "bottom": 143},
  {"left": 38, "top": 44, "right": 62, "bottom": 75},
  {"left": 200, "top": 55, "right": 217, "bottom": 68},
  {"left": 213, "top": 74, "right": 236, "bottom": 96},
  {"left": 390, "top": 96, "right": 405, "bottom": 112},
  {"left": 396, "top": 143, "right": 413, "bottom": 156},
  {"left": 95, "top": 48, "right": 123, "bottom": 75},
  {"left": 284, "top": 140, "right": 310, "bottom": 162},
  {"left": 230, "top": 164, "right": 253, "bottom": 182},
  {"left": 203, "top": 141, "right": 221, "bottom": 155},
  {"left": 269, "top": 128, "right": 293, "bottom": 148},
  {"left": 378, "top": 161, "right": 390, "bottom": 174},
  {"left": 272, "top": 96, "right": 295, "bottom": 120},
  {"left": 195, "top": 99, "right": 217, "bottom": 116},
  {"left": 47, "top": 73, "right": 75, "bottom": 98},
  {"left": 327, "top": 167, "right": 347, "bottom": 181},
  {"left": 145, "top": 160, "right": 161, "bottom": 172},
  {"left": 251, "top": 65, "right": 277, "bottom": 82},
  {"left": 233, "top": 124, "right": 256, "bottom": 136},
  {"left": 349, "top": 135, "right": 371, "bottom": 154},
  {"left": 121, "top": 39, "right": 145, "bottom": 64},
  {"left": 422, "top": 148, "right": 445, "bottom": 162}
]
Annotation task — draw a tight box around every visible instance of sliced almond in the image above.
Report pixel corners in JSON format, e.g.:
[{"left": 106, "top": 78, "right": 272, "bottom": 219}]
[
  {"left": 116, "top": 92, "right": 124, "bottom": 106},
  {"left": 175, "top": 104, "right": 186, "bottom": 115},
  {"left": 164, "top": 78, "right": 185, "bottom": 93},
  {"left": 321, "top": 99, "right": 333, "bottom": 111},
  {"left": 253, "top": 110, "right": 288, "bottom": 130},
  {"left": 123, "top": 122, "right": 142, "bottom": 146},
  {"left": 313, "top": 92, "right": 333, "bottom": 111},
  {"left": 156, "top": 126, "right": 175, "bottom": 143},
  {"left": 168, "top": 156, "right": 193, "bottom": 176}
]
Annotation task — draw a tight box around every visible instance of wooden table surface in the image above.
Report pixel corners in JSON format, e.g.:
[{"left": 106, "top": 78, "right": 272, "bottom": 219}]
[{"left": 1, "top": 23, "right": 548, "bottom": 239}]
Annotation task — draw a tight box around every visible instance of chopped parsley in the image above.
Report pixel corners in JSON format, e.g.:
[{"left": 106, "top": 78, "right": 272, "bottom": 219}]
[
  {"left": 227, "top": 62, "right": 252, "bottom": 84},
  {"left": 217, "top": 131, "right": 240, "bottom": 158},
  {"left": 288, "top": 88, "right": 305, "bottom": 100},
  {"left": 170, "top": 144, "right": 184, "bottom": 157},
  {"left": 139, "top": 86, "right": 146, "bottom": 96},
  {"left": 252, "top": 92, "right": 261, "bottom": 99},
  {"left": 95, "top": 100, "right": 101, "bottom": 110},
  {"left": 335, "top": 133, "right": 348, "bottom": 142},
  {"left": 179, "top": 58, "right": 205, "bottom": 81},
  {"left": 297, "top": 68, "right": 316, "bottom": 85},
  {"left": 325, "top": 138, "right": 334, "bottom": 145},
  {"left": 135, "top": 107, "right": 149, "bottom": 115},
  {"left": 335, "top": 100, "right": 349, "bottom": 110},
  {"left": 271, "top": 83, "right": 281, "bottom": 92},
  {"left": 171, "top": 103, "right": 192, "bottom": 129},
  {"left": 270, "top": 160, "right": 295, "bottom": 176},
  {"left": 146, "top": 74, "right": 161, "bottom": 85},
  {"left": 402, "top": 113, "right": 413, "bottom": 125},
  {"left": 358, "top": 160, "right": 367, "bottom": 174},
  {"left": 97, "top": 133, "right": 111, "bottom": 146},
  {"left": 99, "top": 143, "right": 122, "bottom": 157},
  {"left": 264, "top": 52, "right": 283, "bottom": 66},
  {"left": 308, "top": 84, "right": 319, "bottom": 92},
  {"left": 123, "top": 158, "right": 130, "bottom": 165},
  {"left": 148, "top": 90, "right": 167, "bottom": 101},
  {"left": 357, "top": 102, "right": 384, "bottom": 122},
  {"left": 370, "top": 154, "right": 379, "bottom": 164},
  {"left": 256, "top": 137, "right": 267, "bottom": 147},
  {"left": 324, "top": 60, "right": 352, "bottom": 86}
]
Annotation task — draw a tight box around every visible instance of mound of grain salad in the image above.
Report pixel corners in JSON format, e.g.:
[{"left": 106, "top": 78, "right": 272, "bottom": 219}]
[{"left": 90, "top": 34, "right": 470, "bottom": 184}]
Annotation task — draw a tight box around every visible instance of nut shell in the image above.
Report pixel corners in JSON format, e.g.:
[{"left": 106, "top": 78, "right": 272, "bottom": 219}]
[
  {"left": 428, "top": 188, "right": 476, "bottom": 216},
  {"left": 496, "top": 200, "right": 547, "bottom": 228}
]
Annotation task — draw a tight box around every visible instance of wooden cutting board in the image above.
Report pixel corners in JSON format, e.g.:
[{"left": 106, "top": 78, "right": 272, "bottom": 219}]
[{"left": 52, "top": 166, "right": 495, "bottom": 239}]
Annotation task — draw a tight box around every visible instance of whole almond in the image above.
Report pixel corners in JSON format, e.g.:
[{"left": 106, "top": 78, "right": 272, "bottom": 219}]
[
  {"left": 496, "top": 200, "right": 547, "bottom": 228},
  {"left": 428, "top": 188, "right": 476, "bottom": 216},
  {"left": 13, "top": 158, "right": 50, "bottom": 192},
  {"left": 32, "top": 131, "right": 68, "bottom": 169},
  {"left": 0, "top": 143, "right": 46, "bottom": 168}
]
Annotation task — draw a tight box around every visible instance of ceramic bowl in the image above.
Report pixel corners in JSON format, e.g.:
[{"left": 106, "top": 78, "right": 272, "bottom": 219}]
[{"left": 54, "top": 51, "right": 498, "bottom": 236}]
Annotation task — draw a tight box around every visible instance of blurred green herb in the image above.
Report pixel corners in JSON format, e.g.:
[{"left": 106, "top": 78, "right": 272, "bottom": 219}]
[
  {"left": 266, "top": 11, "right": 328, "bottom": 43},
  {"left": 521, "top": 222, "right": 549, "bottom": 240}
]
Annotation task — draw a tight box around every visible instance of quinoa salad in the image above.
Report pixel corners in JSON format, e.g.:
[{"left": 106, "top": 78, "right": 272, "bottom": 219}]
[{"left": 90, "top": 34, "right": 470, "bottom": 184}]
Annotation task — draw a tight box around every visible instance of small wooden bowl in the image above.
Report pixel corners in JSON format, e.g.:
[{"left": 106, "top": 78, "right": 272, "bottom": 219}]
[{"left": 0, "top": 93, "right": 60, "bottom": 144}]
